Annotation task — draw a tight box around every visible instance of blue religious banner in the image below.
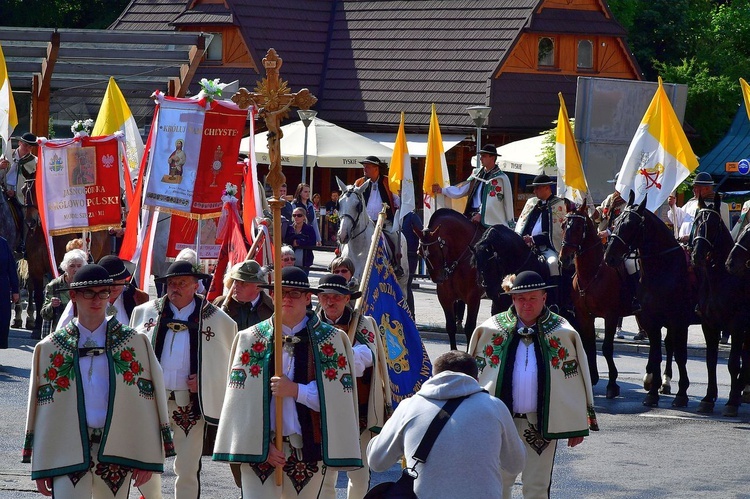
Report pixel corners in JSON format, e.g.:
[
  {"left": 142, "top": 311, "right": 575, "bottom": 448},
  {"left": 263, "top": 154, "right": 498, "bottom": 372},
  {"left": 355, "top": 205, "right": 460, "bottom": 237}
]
[{"left": 362, "top": 235, "right": 431, "bottom": 408}]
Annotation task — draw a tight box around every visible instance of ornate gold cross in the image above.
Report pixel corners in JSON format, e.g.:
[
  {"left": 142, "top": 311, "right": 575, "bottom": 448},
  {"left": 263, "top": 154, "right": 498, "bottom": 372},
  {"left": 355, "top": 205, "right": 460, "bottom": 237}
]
[{"left": 231, "top": 49, "right": 317, "bottom": 486}]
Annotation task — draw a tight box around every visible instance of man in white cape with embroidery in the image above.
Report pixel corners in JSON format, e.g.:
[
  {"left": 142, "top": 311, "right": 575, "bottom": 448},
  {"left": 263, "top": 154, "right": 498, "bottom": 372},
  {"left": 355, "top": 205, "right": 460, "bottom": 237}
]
[{"left": 213, "top": 266, "right": 362, "bottom": 498}]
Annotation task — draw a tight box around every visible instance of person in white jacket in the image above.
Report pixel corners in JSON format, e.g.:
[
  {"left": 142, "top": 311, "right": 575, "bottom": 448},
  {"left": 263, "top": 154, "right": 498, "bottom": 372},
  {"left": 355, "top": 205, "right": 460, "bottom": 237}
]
[{"left": 367, "top": 350, "right": 526, "bottom": 498}]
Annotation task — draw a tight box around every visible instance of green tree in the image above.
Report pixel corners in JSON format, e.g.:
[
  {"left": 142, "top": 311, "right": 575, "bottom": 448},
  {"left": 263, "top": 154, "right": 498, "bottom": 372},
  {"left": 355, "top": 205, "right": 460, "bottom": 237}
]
[{"left": 0, "top": 0, "right": 131, "bottom": 29}]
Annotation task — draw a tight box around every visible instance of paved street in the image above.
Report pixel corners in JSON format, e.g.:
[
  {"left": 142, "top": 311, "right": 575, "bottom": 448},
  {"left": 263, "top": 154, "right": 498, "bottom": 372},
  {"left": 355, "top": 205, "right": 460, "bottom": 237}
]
[{"left": 1, "top": 250, "right": 748, "bottom": 498}]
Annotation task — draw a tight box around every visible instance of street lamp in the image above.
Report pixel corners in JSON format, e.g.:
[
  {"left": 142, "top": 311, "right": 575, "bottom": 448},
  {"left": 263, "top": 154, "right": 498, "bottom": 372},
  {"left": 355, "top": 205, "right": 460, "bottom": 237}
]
[
  {"left": 466, "top": 105, "right": 491, "bottom": 168},
  {"left": 298, "top": 109, "right": 317, "bottom": 184}
]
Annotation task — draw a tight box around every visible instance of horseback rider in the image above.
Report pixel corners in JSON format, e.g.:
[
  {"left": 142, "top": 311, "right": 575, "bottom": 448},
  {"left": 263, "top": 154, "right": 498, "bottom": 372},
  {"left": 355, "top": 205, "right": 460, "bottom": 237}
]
[
  {"left": 0, "top": 132, "right": 37, "bottom": 254},
  {"left": 593, "top": 173, "right": 642, "bottom": 316},
  {"left": 515, "top": 174, "right": 567, "bottom": 305},
  {"left": 354, "top": 155, "right": 404, "bottom": 276},
  {"left": 676, "top": 172, "right": 730, "bottom": 244},
  {"left": 432, "top": 144, "right": 515, "bottom": 228}
]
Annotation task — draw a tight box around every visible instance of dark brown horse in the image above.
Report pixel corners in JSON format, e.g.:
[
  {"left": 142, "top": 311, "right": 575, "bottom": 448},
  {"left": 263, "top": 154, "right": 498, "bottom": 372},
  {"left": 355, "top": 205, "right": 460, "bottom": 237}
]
[
  {"left": 604, "top": 192, "right": 695, "bottom": 407},
  {"left": 416, "top": 209, "right": 484, "bottom": 350},
  {"left": 560, "top": 201, "right": 632, "bottom": 398},
  {"left": 726, "top": 223, "right": 750, "bottom": 276},
  {"left": 692, "top": 194, "right": 750, "bottom": 416}
]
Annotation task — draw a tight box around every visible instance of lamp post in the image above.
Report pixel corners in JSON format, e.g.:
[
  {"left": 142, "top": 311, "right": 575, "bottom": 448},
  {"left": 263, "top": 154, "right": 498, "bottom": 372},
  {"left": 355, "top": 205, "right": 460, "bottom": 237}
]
[
  {"left": 466, "top": 105, "right": 491, "bottom": 168},
  {"left": 298, "top": 109, "right": 317, "bottom": 184}
]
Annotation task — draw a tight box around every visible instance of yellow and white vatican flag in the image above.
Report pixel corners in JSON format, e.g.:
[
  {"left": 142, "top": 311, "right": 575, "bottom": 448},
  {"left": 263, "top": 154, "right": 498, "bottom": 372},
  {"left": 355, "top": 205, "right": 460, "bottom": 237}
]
[
  {"left": 388, "top": 111, "right": 414, "bottom": 231},
  {"left": 0, "top": 44, "right": 18, "bottom": 161},
  {"left": 93, "top": 77, "right": 145, "bottom": 174},
  {"left": 422, "top": 104, "right": 450, "bottom": 227},
  {"left": 555, "top": 92, "right": 588, "bottom": 205},
  {"left": 740, "top": 77, "right": 750, "bottom": 122},
  {"left": 616, "top": 77, "right": 698, "bottom": 212}
]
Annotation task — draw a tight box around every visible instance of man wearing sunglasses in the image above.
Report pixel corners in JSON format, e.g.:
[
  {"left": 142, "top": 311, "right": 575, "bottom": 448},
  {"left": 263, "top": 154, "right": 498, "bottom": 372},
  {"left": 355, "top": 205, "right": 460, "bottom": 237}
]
[
  {"left": 214, "top": 266, "right": 362, "bottom": 498},
  {"left": 23, "top": 264, "right": 175, "bottom": 498},
  {"left": 131, "top": 260, "right": 237, "bottom": 499}
]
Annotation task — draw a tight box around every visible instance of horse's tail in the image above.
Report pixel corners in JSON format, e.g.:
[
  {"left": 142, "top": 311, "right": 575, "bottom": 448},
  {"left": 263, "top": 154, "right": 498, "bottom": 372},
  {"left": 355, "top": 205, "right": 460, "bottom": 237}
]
[{"left": 17, "top": 257, "right": 29, "bottom": 282}]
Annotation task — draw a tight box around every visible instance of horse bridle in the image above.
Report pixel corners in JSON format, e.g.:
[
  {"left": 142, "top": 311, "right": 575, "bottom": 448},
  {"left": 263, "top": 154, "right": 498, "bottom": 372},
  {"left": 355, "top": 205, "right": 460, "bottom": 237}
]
[
  {"left": 730, "top": 225, "right": 750, "bottom": 269},
  {"left": 419, "top": 223, "right": 480, "bottom": 281},
  {"left": 562, "top": 212, "right": 596, "bottom": 255},
  {"left": 692, "top": 208, "right": 720, "bottom": 264},
  {"left": 339, "top": 187, "right": 369, "bottom": 241}
]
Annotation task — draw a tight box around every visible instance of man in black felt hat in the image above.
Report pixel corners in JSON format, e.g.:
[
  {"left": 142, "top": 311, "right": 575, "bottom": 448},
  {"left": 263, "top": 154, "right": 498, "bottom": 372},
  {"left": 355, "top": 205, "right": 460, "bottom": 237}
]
[
  {"left": 516, "top": 174, "right": 569, "bottom": 303},
  {"left": 23, "top": 264, "right": 175, "bottom": 498},
  {"left": 0, "top": 132, "right": 37, "bottom": 253},
  {"left": 468, "top": 271, "right": 597, "bottom": 499},
  {"left": 213, "top": 266, "right": 362, "bottom": 498},
  {"left": 676, "top": 171, "right": 730, "bottom": 243},
  {"left": 130, "top": 260, "right": 237, "bottom": 499},
  {"left": 317, "top": 273, "right": 391, "bottom": 498},
  {"left": 355, "top": 155, "right": 405, "bottom": 276},
  {"left": 432, "top": 144, "right": 515, "bottom": 228}
]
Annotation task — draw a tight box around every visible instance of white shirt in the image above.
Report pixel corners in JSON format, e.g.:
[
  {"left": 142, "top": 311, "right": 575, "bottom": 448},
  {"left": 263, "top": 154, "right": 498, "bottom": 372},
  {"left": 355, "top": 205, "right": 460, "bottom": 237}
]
[
  {"left": 77, "top": 318, "right": 109, "bottom": 428},
  {"left": 5, "top": 150, "right": 19, "bottom": 189},
  {"left": 512, "top": 325, "right": 538, "bottom": 414},
  {"left": 365, "top": 180, "right": 384, "bottom": 222},
  {"left": 324, "top": 313, "right": 373, "bottom": 377},
  {"left": 161, "top": 299, "right": 196, "bottom": 391},
  {"left": 270, "top": 316, "right": 321, "bottom": 436}
]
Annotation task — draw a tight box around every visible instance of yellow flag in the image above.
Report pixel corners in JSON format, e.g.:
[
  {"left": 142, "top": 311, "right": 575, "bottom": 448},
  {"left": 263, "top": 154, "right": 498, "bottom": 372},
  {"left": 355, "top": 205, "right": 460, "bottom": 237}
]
[
  {"left": 93, "top": 77, "right": 144, "bottom": 171},
  {"left": 555, "top": 92, "right": 587, "bottom": 203},
  {"left": 0, "top": 44, "right": 18, "bottom": 160},
  {"left": 740, "top": 78, "right": 750, "bottom": 122},
  {"left": 422, "top": 104, "right": 450, "bottom": 225},
  {"left": 388, "top": 112, "right": 414, "bottom": 227}
]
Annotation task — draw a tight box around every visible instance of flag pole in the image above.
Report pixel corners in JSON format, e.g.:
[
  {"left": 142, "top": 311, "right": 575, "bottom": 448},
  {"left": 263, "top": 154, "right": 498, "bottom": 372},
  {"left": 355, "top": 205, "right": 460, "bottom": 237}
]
[{"left": 347, "top": 204, "right": 387, "bottom": 342}]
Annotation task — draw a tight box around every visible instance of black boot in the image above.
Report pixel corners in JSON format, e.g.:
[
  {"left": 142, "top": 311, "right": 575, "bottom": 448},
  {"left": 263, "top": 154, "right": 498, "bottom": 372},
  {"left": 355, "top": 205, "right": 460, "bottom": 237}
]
[{"left": 626, "top": 271, "right": 641, "bottom": 314}]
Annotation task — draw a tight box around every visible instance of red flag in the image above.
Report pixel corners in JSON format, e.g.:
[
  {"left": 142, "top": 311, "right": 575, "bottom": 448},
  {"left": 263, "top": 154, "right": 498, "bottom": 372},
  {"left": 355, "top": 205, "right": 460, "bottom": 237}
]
[{"left": 206, "top": 203, "right": 248, "bottom": 301}]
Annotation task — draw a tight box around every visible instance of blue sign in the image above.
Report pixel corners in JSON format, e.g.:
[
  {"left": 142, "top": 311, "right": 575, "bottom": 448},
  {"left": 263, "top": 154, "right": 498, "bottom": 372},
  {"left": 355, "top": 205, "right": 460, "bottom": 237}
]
[{"left": 739, "top": 159, "right": 750, "bottom": 175}]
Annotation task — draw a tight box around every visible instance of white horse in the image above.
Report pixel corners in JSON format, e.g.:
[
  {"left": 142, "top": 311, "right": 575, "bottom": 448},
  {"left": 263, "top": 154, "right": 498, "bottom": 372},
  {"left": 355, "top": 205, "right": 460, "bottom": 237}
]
[{"left": 335, "top": 178, "right": 409, "bottom": 295}]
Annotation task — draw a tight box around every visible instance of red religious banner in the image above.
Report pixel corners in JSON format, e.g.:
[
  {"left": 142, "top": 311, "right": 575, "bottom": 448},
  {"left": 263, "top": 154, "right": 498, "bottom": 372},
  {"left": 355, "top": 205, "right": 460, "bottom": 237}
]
[
  {"left": 166, "top": 215, "right": 221, "bottom": 259},
  {"left": 37, "top": 135, "right": 123, "bottom": 235}
]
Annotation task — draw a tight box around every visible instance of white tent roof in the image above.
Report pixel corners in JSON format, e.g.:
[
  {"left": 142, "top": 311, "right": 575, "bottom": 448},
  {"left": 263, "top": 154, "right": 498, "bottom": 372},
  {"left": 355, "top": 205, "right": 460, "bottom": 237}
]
[
  {"left": 361, "top": 133, "right": 467, "bottom": 158},
  {"left": 242, "top": 118, "right": 396, "bottom": 168},
  {"left": 476, "top": 134, "right": 557, "bottom": 176}
]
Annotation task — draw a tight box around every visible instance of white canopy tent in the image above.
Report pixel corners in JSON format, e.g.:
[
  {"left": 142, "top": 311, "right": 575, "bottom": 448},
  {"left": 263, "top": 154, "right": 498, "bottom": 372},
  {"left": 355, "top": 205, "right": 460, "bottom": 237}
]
[
  {"left": 242, "top": 118, "right": 395, "bottom": 168},
  {"left": 470, "top": 134, "right": 557, "bottom": 177},
  {"left": 362, "top": 132, "right": 467, "bottom": 157}
]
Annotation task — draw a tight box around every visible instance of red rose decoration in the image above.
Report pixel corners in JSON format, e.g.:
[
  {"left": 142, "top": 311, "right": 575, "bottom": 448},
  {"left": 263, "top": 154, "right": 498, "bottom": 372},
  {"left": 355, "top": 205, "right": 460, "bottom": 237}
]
[
  {"left": 485, "top": 345, "right": 493, "bottom": 356},
  {"left": 558, "top": 347, "right": 566, "bottom": 358},
  {"left": 252, "top": 342, "right": 265, "bottom": 353},
  {"left": 325, "top": 368, "right": 337, "bottom": 380},
  {"left": 491, "top": 179, "right": 498, "bottom": 186},
  {"left": 250, "top": 365, "right": 261, "bottom": 377},
  {"left": 123, "top": 371, "right": 134, "bottom": 382},
  {"left": 549, "top": 338, "right": 559, "bottom": 349},
  {"left": 491, "top": 355, "right": 500, "bottom": 365},
  {"left": 47, "top": 368, "right": 57, "bottom": 380},
  {"left": 337, "top": 355, "right": 347, "bottom": 368},
  {"left": 552, "top": 357, "right": 559, "bottom": 367},
  {"left": 493, "top": 336, "right": 503, "bottom": 345},
  {"left": 56, "top": 377, "right": 70, "bottom": 389},
  {"left": 321, "top": 343, "right": 335, "bottom": 357},
  {"left": 489, "top": 191, "right": 496, "bottom": 197},
  {"left": 240, "top": 351, "right": 250, "bottom": 365},
  {"left": 130, "top": 361, "right": 141, "bottom": 374},
  {"left": 120, "top": 350, "right": 133, "bottom": 362},
  {"left": 52, "top": 354, "right": 64, "bottom": 367}
]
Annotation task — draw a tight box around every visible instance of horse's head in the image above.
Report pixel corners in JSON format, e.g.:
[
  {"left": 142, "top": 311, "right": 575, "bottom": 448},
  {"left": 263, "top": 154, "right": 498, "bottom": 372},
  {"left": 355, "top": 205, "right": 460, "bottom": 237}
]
[
  {"left": 417, "top": 224, "right": 451, "bottom": 283},
  {"left": 727, "top": 223, "right": 750, "bottom": 276},
  {"left": 336, "top": 179, "right": 366, "bottom": 244},
  {"left": 692, "top": 192, "right": 727, "bottom": 268},
  {"left": 471, "top": 230, "right": 505, "bottom": 301},
  {"left": 560, "top": 200, "right": 591, "bottom": 269},
  {"left": 604, "top": 191, "right": 645, "bottom": 266}
]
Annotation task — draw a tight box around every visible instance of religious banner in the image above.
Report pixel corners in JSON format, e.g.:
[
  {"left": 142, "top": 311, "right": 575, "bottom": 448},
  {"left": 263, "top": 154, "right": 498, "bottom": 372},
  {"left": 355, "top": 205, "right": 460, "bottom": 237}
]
[
  {"left": 142, "top": 92, "right": 248, "bottom": 217},
  {"left": 362, "top": 234, "right": 431, "bottom": 408},
  {"left": 36, "top": 134, "right": 124, "bottom": 235},
  {"left": 166, "top": 215, "right": 221, "bottom": 259}
]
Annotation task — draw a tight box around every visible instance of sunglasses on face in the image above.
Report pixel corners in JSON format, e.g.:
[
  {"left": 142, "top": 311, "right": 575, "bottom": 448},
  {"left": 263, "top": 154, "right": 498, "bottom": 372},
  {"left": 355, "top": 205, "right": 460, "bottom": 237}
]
[
  {"left": 271, "top": 290, "right": 306, "bottom": 299},
  {"left": 79, "top": 290, "right": 111, "bottom": 300}
]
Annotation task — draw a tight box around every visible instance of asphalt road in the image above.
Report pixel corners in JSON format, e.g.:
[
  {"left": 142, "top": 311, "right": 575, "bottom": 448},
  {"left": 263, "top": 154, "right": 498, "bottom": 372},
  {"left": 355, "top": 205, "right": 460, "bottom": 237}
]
[{"left": 1, "top": 252, "right": 748, "bottom": 498}]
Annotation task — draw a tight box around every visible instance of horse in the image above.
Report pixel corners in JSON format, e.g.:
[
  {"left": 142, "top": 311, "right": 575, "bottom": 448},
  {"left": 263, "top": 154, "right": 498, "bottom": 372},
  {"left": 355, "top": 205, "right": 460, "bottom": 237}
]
[
  {"left": 560, "top": 201, "right": 636, "bottom": 398},
  {"left": 604, "top": 192, "right": 695, "bottom": 407},
  {"left": 416, "top": 208, "right": 483, "bottom": 350},
  {"left": 335, "top": 178, "right": 409, "bottom": 296},
  {"left": 18, "top": 204, "right": 50, "bottom": 336},
  {"left": 692, "top": 194, "right": 750, "bottom": 416},
  {"left": 473, "top": 221, "right": 598, "bottom": 386},
  {"left": 726, "top": 223, "right": 750, "bottom": 277}
]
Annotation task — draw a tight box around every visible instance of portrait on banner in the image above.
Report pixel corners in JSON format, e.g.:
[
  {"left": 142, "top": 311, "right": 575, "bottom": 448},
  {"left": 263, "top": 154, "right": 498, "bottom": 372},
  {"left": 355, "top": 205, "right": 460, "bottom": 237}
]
[{"left": 68, "top": 146, "right": 97, "bottom": 186}]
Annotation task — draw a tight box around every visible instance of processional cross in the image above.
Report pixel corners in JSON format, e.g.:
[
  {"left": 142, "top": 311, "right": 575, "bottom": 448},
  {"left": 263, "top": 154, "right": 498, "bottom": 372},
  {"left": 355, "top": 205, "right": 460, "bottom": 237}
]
[{"left": 231, "top": 48, "right": 317, "bottom": 485}]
